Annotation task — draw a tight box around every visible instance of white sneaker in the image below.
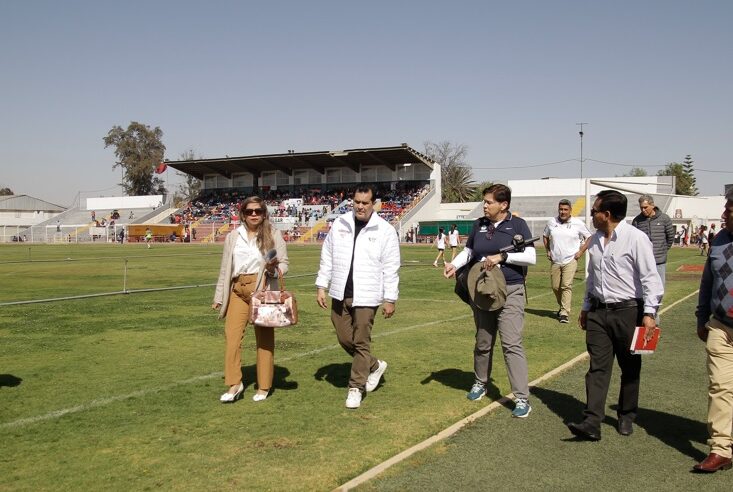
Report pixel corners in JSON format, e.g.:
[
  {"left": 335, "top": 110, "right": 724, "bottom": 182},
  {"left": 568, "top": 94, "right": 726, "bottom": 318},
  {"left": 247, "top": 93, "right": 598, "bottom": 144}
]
[
  {"left": 345, "top": 388, "right": 362, "bottom": 409},
  {"left": 366, "top": 360, "right": 388, "bottom": 392}
]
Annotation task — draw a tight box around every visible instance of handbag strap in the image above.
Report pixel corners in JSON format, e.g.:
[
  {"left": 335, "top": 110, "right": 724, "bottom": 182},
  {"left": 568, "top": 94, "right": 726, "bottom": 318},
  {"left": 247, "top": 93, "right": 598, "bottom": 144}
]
[{"left": 256, "top": 266, "right": 286, "bottom": 293}]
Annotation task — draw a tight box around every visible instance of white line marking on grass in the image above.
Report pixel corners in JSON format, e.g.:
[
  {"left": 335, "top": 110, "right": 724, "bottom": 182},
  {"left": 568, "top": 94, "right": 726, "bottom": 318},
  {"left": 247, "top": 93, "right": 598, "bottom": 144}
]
[
  {"left": 334, "top": 288, "right": 701, "bottom": 491},
  {"left": 0, "top": 283, "right": 593, "bottom": 430},
  {"left": 0, "top": 314, "right": 474, "bottom": 429}
]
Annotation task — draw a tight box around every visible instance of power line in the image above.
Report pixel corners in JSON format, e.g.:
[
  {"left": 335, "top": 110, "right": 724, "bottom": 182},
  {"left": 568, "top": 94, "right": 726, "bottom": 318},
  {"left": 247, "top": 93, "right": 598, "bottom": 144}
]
[
  {"left": 470, "top": 157, "right": 731, "bottom": 174},
  {"left": 585, "top": 158, "right": 732, "bottom": 173},
  {"left": 472, "top": 159, "right": 578, "bottom": 170}
]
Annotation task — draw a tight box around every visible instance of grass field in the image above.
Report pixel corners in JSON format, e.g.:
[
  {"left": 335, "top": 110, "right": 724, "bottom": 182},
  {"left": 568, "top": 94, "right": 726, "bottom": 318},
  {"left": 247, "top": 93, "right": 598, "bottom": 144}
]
[{"left": 0, "top": 243, "right": 711, "bottom": 491}]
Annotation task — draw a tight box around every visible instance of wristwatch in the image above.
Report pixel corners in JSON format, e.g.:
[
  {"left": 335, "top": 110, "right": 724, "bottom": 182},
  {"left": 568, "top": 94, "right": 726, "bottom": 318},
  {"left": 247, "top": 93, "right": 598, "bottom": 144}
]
[{"left": 500, "top": 251, "right": 509, "bottom": 264}]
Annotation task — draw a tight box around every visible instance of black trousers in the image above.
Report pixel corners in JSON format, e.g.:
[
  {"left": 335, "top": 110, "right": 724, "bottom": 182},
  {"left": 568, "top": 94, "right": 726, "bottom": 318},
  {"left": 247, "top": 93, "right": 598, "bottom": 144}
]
[{"left": 583, "top": 303, "right": 643, "bottom": 430}]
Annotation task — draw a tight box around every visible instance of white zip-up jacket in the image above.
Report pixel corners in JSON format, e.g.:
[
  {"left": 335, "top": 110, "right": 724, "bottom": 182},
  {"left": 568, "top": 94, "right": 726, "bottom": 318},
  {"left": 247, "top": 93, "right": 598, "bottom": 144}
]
[{"left": 316, "top": 211, "right": 400, "bottom": 306}]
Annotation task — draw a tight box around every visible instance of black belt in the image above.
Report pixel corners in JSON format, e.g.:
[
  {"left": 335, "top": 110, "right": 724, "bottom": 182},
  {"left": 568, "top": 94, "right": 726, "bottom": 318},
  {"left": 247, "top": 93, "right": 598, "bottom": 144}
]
[
  {"left": 592, "top": 298, "right": 641, "bottom": 310},
  {"left": 714, "top": 315, "right": 733, "bottom": 330}
]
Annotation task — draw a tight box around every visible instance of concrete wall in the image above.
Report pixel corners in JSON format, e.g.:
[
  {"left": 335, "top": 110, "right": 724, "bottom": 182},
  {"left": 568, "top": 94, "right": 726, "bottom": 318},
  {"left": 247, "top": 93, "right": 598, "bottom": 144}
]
[
  {"left": 86, "top": 195, "right": 164, "bottom": 210},
  {"left": 666, "top": 195, "right": 726, "bottom": 227},
  {"left": 508, "top": 176, "right": 674, "bottom": 197},
  {"left": 0, "top": 210, "right": 61, "bottom": 227}
]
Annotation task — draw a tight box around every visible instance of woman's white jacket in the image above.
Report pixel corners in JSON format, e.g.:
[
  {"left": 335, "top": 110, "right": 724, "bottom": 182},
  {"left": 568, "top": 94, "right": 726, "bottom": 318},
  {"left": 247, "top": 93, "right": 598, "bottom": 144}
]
[
  {"left": 213, "top": 227, "right": 289, "bottom": 319},
  {"left": 316, "top": 211, "right": 400, "bottom": 307}
]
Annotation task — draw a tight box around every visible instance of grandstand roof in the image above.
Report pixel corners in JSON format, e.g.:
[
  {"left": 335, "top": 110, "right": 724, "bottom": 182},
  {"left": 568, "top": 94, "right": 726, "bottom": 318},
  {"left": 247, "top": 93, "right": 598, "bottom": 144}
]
[
  {"left": 0, "top": 194, "right": 65, "bottom": 212},
  {"left": 166, "top": 144, "right": 434, "bottom": 180}
]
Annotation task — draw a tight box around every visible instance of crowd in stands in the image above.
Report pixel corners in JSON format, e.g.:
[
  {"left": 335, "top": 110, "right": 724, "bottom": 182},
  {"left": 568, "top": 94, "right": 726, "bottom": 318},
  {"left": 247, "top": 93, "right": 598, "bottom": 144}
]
[{"left": 168, "top": 183, "right": 430, "bottom": 241}]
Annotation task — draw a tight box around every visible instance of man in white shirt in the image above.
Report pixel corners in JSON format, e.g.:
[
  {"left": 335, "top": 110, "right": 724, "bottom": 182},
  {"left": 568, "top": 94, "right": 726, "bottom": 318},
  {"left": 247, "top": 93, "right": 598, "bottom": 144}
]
[
  {"left": 567, "top": 190, "right": 663, "bottom": 441},
  {"left": 543, "top": 199, "right": 592, "bottom": 324},
  {"left": 316, "top": 185, "right": 400, "bottom": 409}
]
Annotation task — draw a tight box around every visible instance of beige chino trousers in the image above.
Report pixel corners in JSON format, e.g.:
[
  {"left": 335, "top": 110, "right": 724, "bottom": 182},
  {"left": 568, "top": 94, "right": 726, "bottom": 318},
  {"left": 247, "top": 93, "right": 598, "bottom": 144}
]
[
  {"left": 550, "top": 259, "right": 578, "bottom": 317},
  {"left": 224, "top": 274, "right": 275, "bottom": 390},
  {"left": 705, "top": 318, "right": 733, "bottom": 458}
]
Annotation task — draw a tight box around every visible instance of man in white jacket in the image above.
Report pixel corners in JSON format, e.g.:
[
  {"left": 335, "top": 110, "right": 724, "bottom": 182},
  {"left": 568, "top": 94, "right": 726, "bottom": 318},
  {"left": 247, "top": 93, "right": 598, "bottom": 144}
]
[{"left": 316, "top": 185, "right": 400, "bottom": 409}]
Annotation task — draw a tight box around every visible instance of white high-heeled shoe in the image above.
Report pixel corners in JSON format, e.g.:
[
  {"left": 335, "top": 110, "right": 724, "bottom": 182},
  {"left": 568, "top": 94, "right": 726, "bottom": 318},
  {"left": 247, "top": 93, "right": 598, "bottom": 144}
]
[
  {"left": 252, "top": 391, "right": 269, "bottom": 402},
  {"left": 220, "top": 383, "right": 244, "bottom": 403}
]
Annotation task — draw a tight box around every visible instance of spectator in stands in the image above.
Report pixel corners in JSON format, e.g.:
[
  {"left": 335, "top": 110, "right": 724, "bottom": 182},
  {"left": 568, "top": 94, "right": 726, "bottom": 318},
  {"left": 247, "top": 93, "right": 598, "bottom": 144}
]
[
  {"left": 448, "top": 224, "right": 460, "bottom": 260},
  {"left": 543, "top": 199, "right": 592, "bottom": 324},
  {"left": 129, "top": 211, "right": 135, "bottom": 220},
  {"left": 433, "top": 227, "right": 447, "bottom": 267},
  {"left": 444, "top": 184, "right": 536, "bottom": 418},
  {"left": 212, "top": 196, "right": 289, "bottom": 403},
  {"left": 316, "top": 184, "right": 400, "bottom": 409},
  {"left": 91, "top": 210, "right": 96, "bottom": 222}
]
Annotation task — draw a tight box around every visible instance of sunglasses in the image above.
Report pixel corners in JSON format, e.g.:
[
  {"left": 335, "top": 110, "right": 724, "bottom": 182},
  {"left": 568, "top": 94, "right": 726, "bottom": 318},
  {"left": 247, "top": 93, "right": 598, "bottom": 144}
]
[
  {"left": 590, "top": 208, "right": 606, "bottom": 215},
  {"left": 485, "top": 223, "right": 496, "bottom": 240},
  {"left": 243, "top": 208, "right": 265, "bottom": 216}
]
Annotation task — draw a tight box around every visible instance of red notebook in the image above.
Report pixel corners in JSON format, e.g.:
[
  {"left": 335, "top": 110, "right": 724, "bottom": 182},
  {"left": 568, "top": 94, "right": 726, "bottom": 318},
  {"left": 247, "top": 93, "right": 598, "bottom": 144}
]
[{"left": 630, "top": 326, "right": 661, "bottom": 354}]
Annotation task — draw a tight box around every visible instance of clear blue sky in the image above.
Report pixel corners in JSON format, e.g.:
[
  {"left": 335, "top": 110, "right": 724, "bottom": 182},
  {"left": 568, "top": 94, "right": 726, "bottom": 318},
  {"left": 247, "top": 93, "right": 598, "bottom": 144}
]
[{"left": 1, "top": 0, "right": 731, "bottom": 206}]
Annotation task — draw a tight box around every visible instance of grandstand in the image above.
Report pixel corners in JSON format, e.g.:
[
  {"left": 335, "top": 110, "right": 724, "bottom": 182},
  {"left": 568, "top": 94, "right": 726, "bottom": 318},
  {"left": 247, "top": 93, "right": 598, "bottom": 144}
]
[{"left": 166, "top": 144, "right": 441, "bottom": 242}]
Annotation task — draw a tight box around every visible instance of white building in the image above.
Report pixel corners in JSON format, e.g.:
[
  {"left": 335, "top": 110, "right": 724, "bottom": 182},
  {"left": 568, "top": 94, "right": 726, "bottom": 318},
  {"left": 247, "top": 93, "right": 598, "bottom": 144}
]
[{"left": 0, "top": 194, "right": 65, "bottom": 242}]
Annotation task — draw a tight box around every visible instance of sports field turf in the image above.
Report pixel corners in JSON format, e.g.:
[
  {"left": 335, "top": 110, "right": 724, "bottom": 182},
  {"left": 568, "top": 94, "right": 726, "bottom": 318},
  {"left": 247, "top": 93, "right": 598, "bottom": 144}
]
[{"left": 0, "top": 243, "right": 716, "bottom": 490}]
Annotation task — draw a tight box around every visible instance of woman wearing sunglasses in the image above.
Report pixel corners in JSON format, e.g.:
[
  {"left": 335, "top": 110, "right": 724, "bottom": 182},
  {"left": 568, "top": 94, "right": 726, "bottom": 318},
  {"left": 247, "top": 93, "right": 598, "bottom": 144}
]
[{"left": 212, "top": 196, "right": 289, "bottom": 403}]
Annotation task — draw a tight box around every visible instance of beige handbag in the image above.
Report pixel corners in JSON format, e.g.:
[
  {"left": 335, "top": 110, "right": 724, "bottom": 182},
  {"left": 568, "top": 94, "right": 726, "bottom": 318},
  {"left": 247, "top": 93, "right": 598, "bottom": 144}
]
[{"left": 249, "top": 268, "right": 298, "bottom": 327}]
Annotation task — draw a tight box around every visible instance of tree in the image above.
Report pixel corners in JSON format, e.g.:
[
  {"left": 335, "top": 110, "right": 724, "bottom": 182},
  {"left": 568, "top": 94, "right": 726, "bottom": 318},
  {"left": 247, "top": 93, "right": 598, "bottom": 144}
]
[
  {"left": 657, "top": 160, "right": 698, "bottom": 196},
  {"left": 424, "top": 140, "right": 476, "bottom": 202},
  {"left": 622, "top": 167, "right": 648, "bottom": 177},
  {"left": 682, "top": 154, "right": 698, "bottom": 196},
  {"left": 0, "top": 187, "right": 13, "bottom": 196},
  {"left": 470, "top": 181, "right": 494, "bottom": 201},
  {"left": 103, "top": 122, "right": 167, "bottom": 196},
  {"left": 174, "top": 149, "right": 202, "bottom": 203}
]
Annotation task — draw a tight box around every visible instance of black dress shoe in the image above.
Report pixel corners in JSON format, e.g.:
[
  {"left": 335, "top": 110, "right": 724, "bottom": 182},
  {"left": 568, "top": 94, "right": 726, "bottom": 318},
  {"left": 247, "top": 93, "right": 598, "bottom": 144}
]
[
  {"left": 617, "top": 418, "right": 633, "bottom": 436},
  {"left": 567, "top": 421, "right": 601, "bottom": 441}
]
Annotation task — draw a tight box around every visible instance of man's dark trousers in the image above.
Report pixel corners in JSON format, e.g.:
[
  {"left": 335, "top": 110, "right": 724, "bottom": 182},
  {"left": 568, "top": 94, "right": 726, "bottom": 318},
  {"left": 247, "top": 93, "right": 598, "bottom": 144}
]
[{"left": 583, "top": 304, "right": 643, "bottom": 430}]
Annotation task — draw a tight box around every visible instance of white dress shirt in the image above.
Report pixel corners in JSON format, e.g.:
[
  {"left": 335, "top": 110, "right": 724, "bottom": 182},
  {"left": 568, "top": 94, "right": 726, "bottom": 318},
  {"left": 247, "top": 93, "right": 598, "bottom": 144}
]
[
  {"left": 582, "top": 220, "right": 664, "bottom": 315},
  {"left": 233, "top": 226, "right": 264, "bottom": 276}
]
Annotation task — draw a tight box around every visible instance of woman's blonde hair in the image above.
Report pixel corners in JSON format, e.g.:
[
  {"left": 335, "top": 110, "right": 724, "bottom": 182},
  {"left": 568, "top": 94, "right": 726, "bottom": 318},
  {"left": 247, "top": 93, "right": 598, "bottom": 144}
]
[{"left": 239, "top": 196, "right": 274, "bottom": 253}]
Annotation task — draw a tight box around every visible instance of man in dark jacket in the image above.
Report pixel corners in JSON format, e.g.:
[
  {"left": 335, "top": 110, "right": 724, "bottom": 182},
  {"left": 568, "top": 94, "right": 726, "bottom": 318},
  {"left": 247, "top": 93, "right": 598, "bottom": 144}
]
[{"left": 632, "top": 194, "right": 674, "bottom": 284}]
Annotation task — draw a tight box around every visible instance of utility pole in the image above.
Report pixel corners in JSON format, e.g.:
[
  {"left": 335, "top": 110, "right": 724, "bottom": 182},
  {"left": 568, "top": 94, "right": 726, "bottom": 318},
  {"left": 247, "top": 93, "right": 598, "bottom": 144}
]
[{"left": 576, "top": 123, "right": 588, "bottom": 178}]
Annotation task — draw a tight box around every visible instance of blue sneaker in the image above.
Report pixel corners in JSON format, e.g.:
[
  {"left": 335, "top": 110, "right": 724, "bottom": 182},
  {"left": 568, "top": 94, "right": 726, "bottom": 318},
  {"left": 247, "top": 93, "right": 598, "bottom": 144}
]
[
  {"left": 467, "top": 382, "right": 486, "bottom": 401},
  {"left": 512, "top": 398, "right": 532, "bottom": 418}
]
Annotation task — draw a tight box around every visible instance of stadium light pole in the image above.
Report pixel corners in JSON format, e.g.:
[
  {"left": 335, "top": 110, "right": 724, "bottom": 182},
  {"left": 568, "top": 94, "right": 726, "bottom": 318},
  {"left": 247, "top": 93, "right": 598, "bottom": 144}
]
[{"left": 576, "top": 122, "right": 588, "bottom": 179}]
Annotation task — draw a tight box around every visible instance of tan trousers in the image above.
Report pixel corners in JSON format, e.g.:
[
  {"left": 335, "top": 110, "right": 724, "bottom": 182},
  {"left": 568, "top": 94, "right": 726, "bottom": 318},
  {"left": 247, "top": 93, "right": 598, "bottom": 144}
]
[
  {"left": 224, "top": 274, "right": 274, "bottom": 390},
  {"left": 331, "top": 298, "right": 379, "bottom": 390},
  {"left": 550, "top": 259, "right": 578, "bottom": 317},
  {"left": 705, "top": 318, "right": 733, "bottom": 458}
]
